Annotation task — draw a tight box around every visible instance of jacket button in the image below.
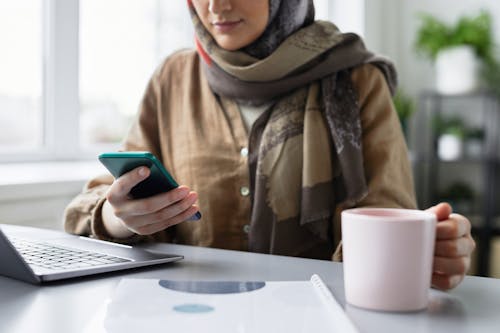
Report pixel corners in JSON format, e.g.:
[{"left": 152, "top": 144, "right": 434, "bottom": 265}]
[
  {"left": 240, "top": 147, "right": 249, "bottom": 157},
  {"left": 243, "top": 224, "right": 250, "bottom": 234},
  {"left": 240, "top": 186, "right": 250, "bottom": 196}
]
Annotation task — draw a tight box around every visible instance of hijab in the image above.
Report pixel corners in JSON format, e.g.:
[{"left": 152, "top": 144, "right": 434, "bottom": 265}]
[
  {"left": 187, "top": 0, "right": 398, "bottom": 256},
  {"left": 243, "top": 0, "right": 315, "bottom": 59}
]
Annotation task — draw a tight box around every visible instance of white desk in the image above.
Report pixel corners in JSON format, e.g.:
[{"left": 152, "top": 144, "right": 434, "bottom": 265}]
[{"left": 0, "top": 232, "right": 499, "bottom": 332}]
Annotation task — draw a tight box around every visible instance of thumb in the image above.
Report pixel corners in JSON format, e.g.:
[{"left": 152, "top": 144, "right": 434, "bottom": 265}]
[{"left": 426, "top": 202, "right": 452, "bottom": 222}]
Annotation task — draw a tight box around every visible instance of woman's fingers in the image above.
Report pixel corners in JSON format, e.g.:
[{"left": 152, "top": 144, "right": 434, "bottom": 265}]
[
  {"left": 426, "top": 202, "right": 452, "bottom": 221},
  {"left": 105, "top": 165, "right": 200, "bottom": 236},
  {"left": 434, "top": 236, "right": 476, "bottom": 257},
  {"left": 135, "top": 205, "right": 200, "bottom": 235},
  {"left": 431, "top": 212, "right": 475, "bottom": 291},
  {"left": 107, "top": 167, "right": 150, "bottom": 203},
  {"left": 432, "top": 273, "right": 464, "bottom": 291},
  {"left": 435, "top": 213, "right": 470, "bottom": 240},
  {"left": 121, "top": 186, "right": 191, "bottom": 217},
  {"left": 433, "top": 255, "right": 471, "bottom": 276},
  {"left": 120, "top": 191, "right": 199, "bottom": 234},
  {"left": 129, "top": 191, "right": 198, "bottom": 227}
]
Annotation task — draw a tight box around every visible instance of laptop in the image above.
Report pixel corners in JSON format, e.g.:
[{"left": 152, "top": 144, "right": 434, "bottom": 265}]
[{"left": 0, "top": 224, "right": 183, "bottom": 284}]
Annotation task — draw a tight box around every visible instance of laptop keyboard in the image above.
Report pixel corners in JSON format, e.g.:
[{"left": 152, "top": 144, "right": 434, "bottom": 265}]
[{"left": 10, "top": 237, "right": 132, "bottom": 270}]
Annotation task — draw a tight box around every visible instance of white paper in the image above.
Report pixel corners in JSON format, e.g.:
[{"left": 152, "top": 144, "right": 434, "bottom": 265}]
[{"left": 101, "top": 275, "right": 357, "bottom": 333}]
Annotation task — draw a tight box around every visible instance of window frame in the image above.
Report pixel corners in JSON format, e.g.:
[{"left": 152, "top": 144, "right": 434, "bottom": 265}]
[
  {"left": 0, "top": 0, "right": 116, "bottom": 163},
  {"left": 43, "top": 0, "right": 82, "bottom": 161}
]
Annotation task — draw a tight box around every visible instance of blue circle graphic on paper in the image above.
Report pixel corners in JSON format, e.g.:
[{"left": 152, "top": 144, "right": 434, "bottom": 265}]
[
  {"left": 173, "top": 304, "right": 214, "bottom": 313},
  {"left": 158, "top": 280, "right": 266, "bottom": 294}
]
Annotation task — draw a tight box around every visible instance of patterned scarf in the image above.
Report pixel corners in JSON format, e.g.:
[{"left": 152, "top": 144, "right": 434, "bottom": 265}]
[{"left": 187, "top": 0, "right": 398, "bottom": 256}]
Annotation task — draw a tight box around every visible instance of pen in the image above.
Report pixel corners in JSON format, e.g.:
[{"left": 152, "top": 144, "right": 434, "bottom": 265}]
[{"left": 310, "top": 274, "right": 359, "bottom": 333}]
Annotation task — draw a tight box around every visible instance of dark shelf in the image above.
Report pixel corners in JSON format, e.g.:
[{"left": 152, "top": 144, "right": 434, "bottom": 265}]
[
  {"left": 420, "top": 89, "right": 497, "bottom": 99},
  {"left": 472, "top": 226, "right": 500, "bottom": 237},
  {"left": 413, "top": 156, "right": 499, "bottom": 164},
  {"left": 415, "top": 91, "right": 500, "bottom": 277}
]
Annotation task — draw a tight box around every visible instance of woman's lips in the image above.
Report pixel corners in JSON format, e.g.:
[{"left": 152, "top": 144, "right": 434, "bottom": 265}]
[{"left": 212, "top": 20, "right": 243, "bottom": 33}]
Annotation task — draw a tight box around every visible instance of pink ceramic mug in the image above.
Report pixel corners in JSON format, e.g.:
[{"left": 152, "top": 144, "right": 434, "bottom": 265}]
[{"left": 341, "top": 208, "right": 437, "bottom": 312}]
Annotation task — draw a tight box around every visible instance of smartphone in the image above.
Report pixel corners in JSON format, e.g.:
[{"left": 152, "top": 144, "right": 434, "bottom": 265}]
[{"left": 98, "top": 151, "right": 201, "bottom": 220}]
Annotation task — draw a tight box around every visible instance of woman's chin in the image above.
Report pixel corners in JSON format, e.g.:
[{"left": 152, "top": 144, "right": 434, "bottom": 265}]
[
  {"left": 217, "top": 43, "right": 241, "bottom": 51},
  {"left": 213, "top": 33, "right": 261, "bottom": 52},
  {"left": 214, "top": 40, "right": 247, "bottom": 52}
]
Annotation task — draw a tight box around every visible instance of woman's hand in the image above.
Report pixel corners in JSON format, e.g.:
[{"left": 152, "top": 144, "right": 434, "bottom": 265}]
[
  {"left": 426, "top": 203, "right": 476, "bottom": 290},
  {"left": 102, "top": 166, "right": 199, "bottom": 238}
]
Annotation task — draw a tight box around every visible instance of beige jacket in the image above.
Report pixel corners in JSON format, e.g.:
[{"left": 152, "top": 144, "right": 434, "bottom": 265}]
[{"left": 64, "top": 50, "right": 416, "bottom": 260}]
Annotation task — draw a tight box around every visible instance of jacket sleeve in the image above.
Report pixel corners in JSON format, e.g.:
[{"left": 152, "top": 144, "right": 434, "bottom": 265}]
[
  {"left": 332, "top": 64, "right": 417, "bottom": 261},
  {"left": 353, "top": 64, "right": 417, "bottom": 209},
  {"left": 63, "top": 61, "right": 173, "bottom": 244}
]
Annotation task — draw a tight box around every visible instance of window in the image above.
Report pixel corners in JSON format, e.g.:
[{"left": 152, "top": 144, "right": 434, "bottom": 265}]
[
  {"left": 79, "top": 0, "right": 194, "bottom": 147},
  {"left": 0, "top": 1, "right": 43, "bottom": 153},
  {"left": 0, "top": 0, "right": 194, "bottom": 162},
  {"left": 0, "top": 0, "right": 364, "bottom": 162}
]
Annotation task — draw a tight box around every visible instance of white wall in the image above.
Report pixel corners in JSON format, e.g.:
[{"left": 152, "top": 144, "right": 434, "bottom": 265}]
[
  {"left": 315, "top": 0, "right": 365, "bottom": 36},
  {"left": 0, "top": 183, "right": 82, "bottom": 230},
  {"left": 0, "top": 161, "right": 104, "bottom": 230},
  {"left": 365, "top": 0, "right": 500, "bottom": 96}
]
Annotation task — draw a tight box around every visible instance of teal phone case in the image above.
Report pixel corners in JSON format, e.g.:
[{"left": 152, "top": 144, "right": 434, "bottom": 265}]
[{"left": 98, "top": 151, "right": 201, "bottom": 220}]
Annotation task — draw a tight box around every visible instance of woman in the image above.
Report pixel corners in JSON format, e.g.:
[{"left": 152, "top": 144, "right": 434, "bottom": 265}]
[{"left": 65, "top": 0, "right": 475, "bottom": 290}]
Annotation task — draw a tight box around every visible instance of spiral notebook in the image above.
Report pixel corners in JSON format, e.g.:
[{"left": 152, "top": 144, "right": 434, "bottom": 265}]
[{"left": 100, "top": 274, "right": 358, "bottom": 333}]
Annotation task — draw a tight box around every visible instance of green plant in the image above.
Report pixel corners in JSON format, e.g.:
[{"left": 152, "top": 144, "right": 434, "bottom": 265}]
[
  {"left": 439, "top": 182, "right": 475, "bottom": 213},
  {"left": 393, "top": 89, "right": 415, "bottom": 139},
  {"left": 393, "top": 89, "right": 416, "bottom": 120},
  {"left": 439, "top": 182, "right": 475, "bottom": 201},
  {"left": 433, "top": 115, "right": 466, "bottom": 138},
  {"left": 415, "top": 10, "right": 494, "bottom": 62}
]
